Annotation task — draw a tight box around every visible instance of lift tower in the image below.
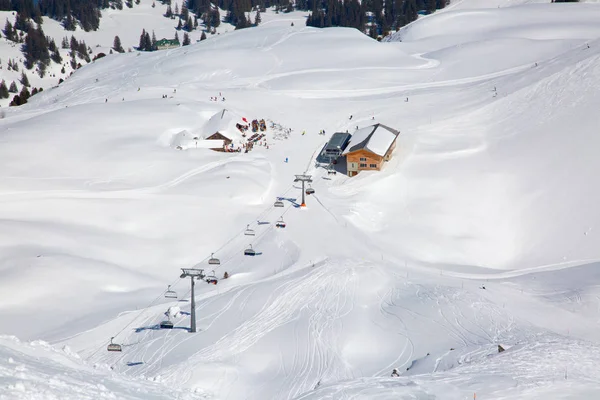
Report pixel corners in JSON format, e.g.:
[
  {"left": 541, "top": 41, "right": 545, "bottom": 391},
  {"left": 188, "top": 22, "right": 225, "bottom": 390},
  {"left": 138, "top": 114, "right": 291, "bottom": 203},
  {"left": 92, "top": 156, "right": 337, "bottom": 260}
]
[
  {"left": 180, "top": 268, "right": 205, "bottom": 333},
  {"left": 294, "top": 174, "right": 313, "bottom": 207}
]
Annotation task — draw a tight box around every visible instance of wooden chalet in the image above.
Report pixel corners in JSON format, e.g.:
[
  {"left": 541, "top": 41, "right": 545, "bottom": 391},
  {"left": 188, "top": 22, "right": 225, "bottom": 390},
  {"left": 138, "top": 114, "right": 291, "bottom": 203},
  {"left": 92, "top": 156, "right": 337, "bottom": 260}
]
[{"left": 342, "top": 124, "right": 400, "bottom": 177}]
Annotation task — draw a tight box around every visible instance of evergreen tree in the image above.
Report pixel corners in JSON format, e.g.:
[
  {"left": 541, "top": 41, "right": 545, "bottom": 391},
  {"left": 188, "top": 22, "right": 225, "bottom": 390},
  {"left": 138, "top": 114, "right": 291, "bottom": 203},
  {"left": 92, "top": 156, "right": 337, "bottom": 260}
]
[
  {"left": 144, "top": 31, "right": 151, "bottom": 50},
  {"left": 18, "top": 86, "right": 30, "bottom": 103},
  {"left": 138, "top": 28, "right": 147, "bottom": 50},
  {"left": 0, "top": 80, "right": 8, "bottom": 99},
  {"left": 254, "top": 9, "right": 261, "bottom": 25},
  {"left": 9, "top": 93, "right": 21, "bottom": 107},
  {"left": 176, "top": 17, "right": 183, "bottom": 30},
  {"left": 174, "top": 3, "right": 179, "bottom": 15},
  {"left": 174, "top": 31, "right": 179, "bottom": 42},
  {"left": 14, "top": 12, "right": 30, "bottom": 32},
  {"left": 3, "top": 19, "right": 14, "bottom": 41},
  {"left": 185, "top": 16, "right": 193, "bottom": 31},
  {"left": 8, "top": 81, "right": 18, "bottom": 93},
  {"left": 182, "top": 31, "right": 190, "bottom": 45},
  {"left": 20, "top": 71, "right": 30, "bottom": 87},
  {"left": 70, "top": 35, "right": 78, "bottom": 51},
  {"left": 165, "top": 4, "right": 173, "bottom": 17},
  {"left": 151, "top": 30, "right": 157, "bottom": 50},
  {"left": 181, "top": 2, "right": 189, "bottom": 20},
  {"left": 22, "top": 26, "right": 51, "bottom": 70},
  {"left": 61, "top": 36, "right": 69, "bottom": 49},
  {"left": 113, "top": 35, "right": 124, "bottom": 53},
  {"left": 200, "top": 30, "right": 206, "bottom": 40}
]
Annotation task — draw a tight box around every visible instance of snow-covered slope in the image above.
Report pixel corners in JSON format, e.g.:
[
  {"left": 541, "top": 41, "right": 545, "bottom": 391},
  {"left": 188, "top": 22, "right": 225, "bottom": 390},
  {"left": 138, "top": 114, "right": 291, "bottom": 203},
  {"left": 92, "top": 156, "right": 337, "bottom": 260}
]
[{"left": 2, "top": 3, "right": 600, "bottom": 399}]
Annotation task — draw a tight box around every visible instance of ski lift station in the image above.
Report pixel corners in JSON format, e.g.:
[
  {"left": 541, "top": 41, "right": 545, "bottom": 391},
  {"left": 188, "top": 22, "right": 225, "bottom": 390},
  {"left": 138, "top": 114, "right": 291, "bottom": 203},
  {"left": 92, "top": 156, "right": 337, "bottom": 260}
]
[
  {"left": 320, "top": 132, "right": 351, "bottom": 163},
  {"left": 319, "top": 124, "right": 399, "bottom": 177}
]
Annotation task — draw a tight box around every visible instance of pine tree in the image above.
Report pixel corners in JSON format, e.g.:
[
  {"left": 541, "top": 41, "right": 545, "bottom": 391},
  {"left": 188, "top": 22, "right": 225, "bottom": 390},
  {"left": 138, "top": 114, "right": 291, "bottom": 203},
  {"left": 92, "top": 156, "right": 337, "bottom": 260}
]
[
  {"left": 151, "top": 30, "right": 157, "bottom": 50},
  {"left": 185, "top": 16, "right": 193, "bottom": 31},
  {"left": 174, "top": 3, "right": 179, "bottom": 15},
  {"left": 138, "top": 29, "right": 147, "bottom": 50},
  {"left": 113, "top": 35, "right": 123, "bottom": 53},
  {"left": 8, "top": 81, "right": 18, "bottom": 93},
  {"left": 20, "top": 71, "right": 30, "bottom": 87},
  {"left": 9, "top": 94, "right": 21, "bottom": 107},
  {"left": 182, "top": 32, "right": 190, "bottom": 45},
  {"left": 174, "top": 31, "right": 179, "bottom": 42},
  {"left": 144, "top": 31, "right": 151, "bottom": 51},
  {"left": 0, "top": 80, "right": 8, "bottom": 99},
  {"left": 165, "top": 4, "right": 173, "bottom": 17},
  {"left": 200, "top": 31, "right": 206, "bottom": 40},
  {"left": 181, "top": 2, "right": 189, "bottom": 20},
  {"left": 3, "top": 20, "right": 13, "bottom": 41},
  {"left": 254, "top": 9, "right": 261, "bottom": 25},
  {"left": 176, "top": 17, "right": 183, "bottom": 30}
]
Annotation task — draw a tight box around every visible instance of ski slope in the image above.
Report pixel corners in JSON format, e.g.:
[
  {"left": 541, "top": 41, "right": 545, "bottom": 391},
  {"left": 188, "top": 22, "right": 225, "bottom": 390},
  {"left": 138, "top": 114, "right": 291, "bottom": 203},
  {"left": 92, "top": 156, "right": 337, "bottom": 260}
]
[{"left": 2, "top": 2, "right": 600, "bottom": 399}]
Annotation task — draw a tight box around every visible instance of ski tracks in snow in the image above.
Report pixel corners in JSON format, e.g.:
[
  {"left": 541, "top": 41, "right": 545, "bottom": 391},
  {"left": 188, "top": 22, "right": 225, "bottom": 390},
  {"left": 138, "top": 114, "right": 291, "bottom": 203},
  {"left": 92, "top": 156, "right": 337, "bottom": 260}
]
[{"left": 159, "top": 261, "right": 359, "bottom": 396}]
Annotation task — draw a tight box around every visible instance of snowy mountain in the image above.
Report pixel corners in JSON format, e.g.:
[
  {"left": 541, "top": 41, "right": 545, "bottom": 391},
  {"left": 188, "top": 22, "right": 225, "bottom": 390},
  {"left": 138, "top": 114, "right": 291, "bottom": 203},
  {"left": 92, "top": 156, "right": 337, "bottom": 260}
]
[
  {"left": 0, "top": 1, "right": 241, "bottom": 108},
  {"left": 2, "top": 1, "right": 600, "bottom": 399}
]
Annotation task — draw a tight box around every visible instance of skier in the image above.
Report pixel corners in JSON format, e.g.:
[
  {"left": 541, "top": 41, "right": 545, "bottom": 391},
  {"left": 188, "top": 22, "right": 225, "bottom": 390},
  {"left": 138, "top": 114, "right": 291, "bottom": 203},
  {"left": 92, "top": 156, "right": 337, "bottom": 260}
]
[
  {"left": 302, "top": 130, "right": 306, "bottom": 136},
  {"left": 285, "top": 157, "right": 288, "bottom": 163},
  {"left": 349, "top": 115, "right": 353, "bottom": 120},
  {"left": 391, "top": 368, "right": 400, "bottom": 377}
]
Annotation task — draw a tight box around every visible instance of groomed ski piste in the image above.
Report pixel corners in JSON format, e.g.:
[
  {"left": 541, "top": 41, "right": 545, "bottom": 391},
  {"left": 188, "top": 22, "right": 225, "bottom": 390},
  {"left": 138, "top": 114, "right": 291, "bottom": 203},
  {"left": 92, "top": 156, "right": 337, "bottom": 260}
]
[{"left": 2, "top": 1, "right": 600, "bottom": 399}]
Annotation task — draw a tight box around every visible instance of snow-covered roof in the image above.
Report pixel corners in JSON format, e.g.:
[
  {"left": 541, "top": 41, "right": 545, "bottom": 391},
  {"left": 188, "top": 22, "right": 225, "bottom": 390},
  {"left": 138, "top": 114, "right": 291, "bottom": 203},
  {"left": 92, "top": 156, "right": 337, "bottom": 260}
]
[
  {"left": 202, "top": 109, "right": 248, "bottom": 144},
  {"left": 342, "top": 124, "right": 400, "bottom": 157}
]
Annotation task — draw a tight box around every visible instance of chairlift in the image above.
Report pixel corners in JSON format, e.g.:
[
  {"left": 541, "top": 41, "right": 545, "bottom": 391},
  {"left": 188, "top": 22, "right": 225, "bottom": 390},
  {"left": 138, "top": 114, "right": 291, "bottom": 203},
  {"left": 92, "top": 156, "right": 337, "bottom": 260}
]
[
  {"left": 208, "top": 253, "right": 220, "bottom": 265},
  {"left": 165, "top": 285, "right": 177, "bottom": 299},
  {"left": 274, "top": 199, "right": 284, "bottom": 208},
  {"left": 244, "top": 245, "right": 256, "bottom": 256},
  {"left": 244, "top": 224, "right": 255, "bottom": 236},
  {"left": 107, "top": 337, "right": 122, "bottom": 352},
  {"left": 306, "top": 185, "right": 315, "bottom": 195},
  {"left": 159, "top": 319, "right": 174, "bottom": 329},
  {"left": 205, "top": 270, "right": 218, "bottom": 285},
  {"left": 276, "top": 217, "right": 286, "bottom": 229}
]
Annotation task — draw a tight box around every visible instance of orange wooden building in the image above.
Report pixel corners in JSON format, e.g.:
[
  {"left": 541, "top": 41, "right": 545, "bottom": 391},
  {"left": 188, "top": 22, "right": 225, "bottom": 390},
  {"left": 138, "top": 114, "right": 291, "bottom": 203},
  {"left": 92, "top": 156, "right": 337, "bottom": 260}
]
[{"left": 343, "top": 124, "right": 400, "bottom": 177}]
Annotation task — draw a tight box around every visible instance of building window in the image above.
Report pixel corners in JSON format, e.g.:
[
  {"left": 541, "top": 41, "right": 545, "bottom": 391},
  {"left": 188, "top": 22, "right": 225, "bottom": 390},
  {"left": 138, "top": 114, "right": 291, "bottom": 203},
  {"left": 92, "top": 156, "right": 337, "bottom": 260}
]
[
  {"left": 359, "top": 157, "right": 367, "bottom": 162},
  {"left": 360, "top": 163, "right": 367, "bottom": 168},
  {"left": 369, "top": 163, "right": 377, "bottom": 168}
]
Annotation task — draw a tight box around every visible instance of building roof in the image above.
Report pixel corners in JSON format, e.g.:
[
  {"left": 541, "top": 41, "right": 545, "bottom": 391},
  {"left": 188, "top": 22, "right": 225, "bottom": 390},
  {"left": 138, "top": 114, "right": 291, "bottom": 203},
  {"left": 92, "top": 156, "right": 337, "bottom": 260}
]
[
  {"left": 342, "top": 124, "right": 399, "bottom": 157},
  {"left": 156, "top": 38, "right": 180, "bottom": 46},
  {"left": 325, "top": 132, "right": 352, "bottom": 151},
  {"left": 201, "top": 109, "right": 248, "bottom": 144}
]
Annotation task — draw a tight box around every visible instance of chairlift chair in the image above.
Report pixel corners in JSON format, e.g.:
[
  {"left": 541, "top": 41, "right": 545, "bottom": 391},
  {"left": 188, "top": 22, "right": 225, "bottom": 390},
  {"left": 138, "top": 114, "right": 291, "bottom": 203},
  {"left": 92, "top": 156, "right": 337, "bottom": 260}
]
[
  {"left": 276, "top": 217, "right": 286, "bottom": 229},
  {"left": 244, "top": 224, "right": 255, "bottom": 236},
  {"left": 306, "top": 185, "right": 315, "bottom": 195},
  {"left": 208, "top": 253, "right": 220, "bottom": 265},
  {"left": 159, "top": 319, "right": 174, "bottom": 329},
  {"left": 107, "top": 337, "right": 122, "bottom": 352},
  {"left": 165, "top": 285, "right": 177, "bottom": 299},
  {"left": 205, "top": 270, "right": 218, "bottom": 285},
  {"left": 274, "top": 199, "right": 284, "bottom": 208},
  {"left": 244, "top": 245, "right": 256, "bottom": 256}
]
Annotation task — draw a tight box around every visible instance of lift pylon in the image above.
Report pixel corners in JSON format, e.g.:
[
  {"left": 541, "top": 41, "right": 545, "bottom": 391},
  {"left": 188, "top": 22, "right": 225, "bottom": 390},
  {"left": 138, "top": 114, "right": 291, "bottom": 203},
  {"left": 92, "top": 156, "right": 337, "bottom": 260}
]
[{"left": 294, "top": 174, "right": 313, "bottom": 207}]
